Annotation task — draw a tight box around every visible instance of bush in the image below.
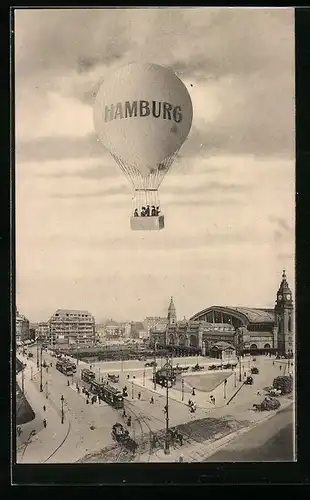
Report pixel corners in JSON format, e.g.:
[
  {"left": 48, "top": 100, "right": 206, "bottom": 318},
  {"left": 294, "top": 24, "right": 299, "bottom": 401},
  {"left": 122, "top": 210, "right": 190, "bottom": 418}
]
[{"left": 273, "top": 375, "right": 293, "bottom": 394}]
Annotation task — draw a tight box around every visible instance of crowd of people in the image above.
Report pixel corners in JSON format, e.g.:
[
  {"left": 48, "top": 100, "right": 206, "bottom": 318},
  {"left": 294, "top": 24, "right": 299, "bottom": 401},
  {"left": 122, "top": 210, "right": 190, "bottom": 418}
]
[{"left": 133, "top": 205, "right": 161, "bottom": 217}]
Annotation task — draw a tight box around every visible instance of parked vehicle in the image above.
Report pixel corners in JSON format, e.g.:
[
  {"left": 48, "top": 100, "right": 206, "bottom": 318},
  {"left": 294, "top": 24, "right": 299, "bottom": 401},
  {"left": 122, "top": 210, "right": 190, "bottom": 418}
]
[
  {"left": 253, "top": 397, "right": 281, "bottom": 411},
  {"left": 107, "top": 373, "right": 119, "bottom": 383},
  {"left": 251, "top": 367, "right": 259, "bottom": 374},
  {"left": 145, "top": 361, "right": 157, "bottom": 367},
  {"left": 245, "top": 376, "right": 253, "bottom": 385},
  {"left": 191, "top": 364, "right": 204, "bottom": 372}
]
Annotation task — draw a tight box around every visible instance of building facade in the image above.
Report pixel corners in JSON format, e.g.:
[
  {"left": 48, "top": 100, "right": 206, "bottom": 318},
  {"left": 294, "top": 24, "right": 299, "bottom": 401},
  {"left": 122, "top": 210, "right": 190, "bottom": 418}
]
[
  {"left": 49, "top": 309, "right": 96, "bottom": 346},
  {"left": 143, "top": 316, "right": 167, "bottom": 337},
  {"left": 36, "top": 322, "right": 50, "bottom": 342},
  {"left": 150, "top": 271, "right": 294, "bottom": 356},
  {"left": 104, "top": 320, "right": 124, "bottom": 340},
  {"left": 16, "top": 309, "right": 30, "bottom": 344}
]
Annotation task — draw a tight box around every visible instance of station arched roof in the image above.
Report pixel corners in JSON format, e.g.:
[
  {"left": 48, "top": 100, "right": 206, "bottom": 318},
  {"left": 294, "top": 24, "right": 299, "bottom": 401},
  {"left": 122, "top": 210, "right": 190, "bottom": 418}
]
[{"left": 190, "top": 306, "right": 275, "bottom": 326}]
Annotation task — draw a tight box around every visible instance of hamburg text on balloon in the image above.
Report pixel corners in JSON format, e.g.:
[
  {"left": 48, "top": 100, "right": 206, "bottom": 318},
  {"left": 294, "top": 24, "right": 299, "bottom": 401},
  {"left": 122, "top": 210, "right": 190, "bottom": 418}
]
[{"left": 103, "top": 100, "right": 183, "bottom": 123}]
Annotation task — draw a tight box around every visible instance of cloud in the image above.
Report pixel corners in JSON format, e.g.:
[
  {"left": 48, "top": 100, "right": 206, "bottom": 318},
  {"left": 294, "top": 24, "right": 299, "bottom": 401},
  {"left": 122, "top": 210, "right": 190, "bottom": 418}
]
[{"left": 15, "top": 8, "right": 295, "bottom": 159}]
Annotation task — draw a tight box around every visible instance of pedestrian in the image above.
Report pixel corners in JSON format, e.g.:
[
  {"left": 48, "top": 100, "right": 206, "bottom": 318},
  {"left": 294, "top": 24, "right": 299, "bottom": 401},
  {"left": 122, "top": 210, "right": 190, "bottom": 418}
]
[
  {"left": 280, "top": 365, "right": 282, "bottom": 371},
  {"left": 127, "top": 416, "right": 131, "bottom": 427},
  {"left": 123, "top": 409, "right": 127, "bottom": 418},
  {"left": 127, "top": 374, "right": 130, "bottom": 380},
  {"left": 273, "top": 361, "right": 275, "bottom": 366},
  {"left": 212, "top": 396, "right": 216, "bottom": 405},
  {"left": 179, "top": 433, "right": 183, "bottom": 446},
  {"left": 138, "top": 392, "right": 141, "bottom": 400},
  {"left": 150, "top": 396, "right": 154, "bottom": 404},
  {"left": 43, "top": 405, "right": 46, "bottom": 412},
  {"left": 43, "top": 419, "right": 47, "bottom": 428},
  {"left": 164, "top": 404, "right": 168, "bottom": 414},
  {"left": 133, "top": 375, "right": 135, "bottom": 379},
  {"left": 188, "top": 399, "right": 192, "bottom": 407},
  {"left": 86, "top": 398, "right": 89, "bottom": 404},
  {"left": 67, "top": 380, "right": 70, "bottom": 386},
  {"left": 192, "top": 388, "right": 195, "bottom": 396},
  {"left": 209, "top": 396, "right": 213, "bottom": 403},
  {"left": 257, "top": 390, "right": 260, "bottom": 396},
  {"left": 90, "top": 365, "right": 92, "bottom": 370},
  {"left": 101, "top": 377, "right": 104, "bottom": 383},
  {"left": 178, "top": 454, "right": 184, "bottom": 463}
]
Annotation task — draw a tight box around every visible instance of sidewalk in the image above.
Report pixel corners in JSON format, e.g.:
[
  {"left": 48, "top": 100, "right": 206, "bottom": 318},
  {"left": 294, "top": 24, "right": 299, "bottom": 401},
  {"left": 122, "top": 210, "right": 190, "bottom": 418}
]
[
  {"left": 135, "top": 398, "right": 293, "bottom": 463},
  {"left": 16, "top": 362, "right": 70, "bottom": 464}
]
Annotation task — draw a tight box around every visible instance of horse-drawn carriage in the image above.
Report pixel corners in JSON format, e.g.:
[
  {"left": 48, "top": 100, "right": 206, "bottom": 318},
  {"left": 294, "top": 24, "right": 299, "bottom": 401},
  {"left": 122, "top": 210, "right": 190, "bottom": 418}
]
[
  {"left": 191, "top": 364, "right": 204, "bottom": 372},
  {"left": 107, "top": 373, "right": 120, "bottom": 383},
  {"left": 251, "top": 367, "right": 259, "bottom": 374},
  {"left": 111, "top": 423, "right": 137, "bottom": 452},
  {"left": 253, "top": 397, "right": 281, "bottom": 412}
]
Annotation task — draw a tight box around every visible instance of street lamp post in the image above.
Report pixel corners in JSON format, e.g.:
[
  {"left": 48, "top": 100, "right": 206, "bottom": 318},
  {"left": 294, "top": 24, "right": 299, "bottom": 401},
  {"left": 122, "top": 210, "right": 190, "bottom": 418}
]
[
  {"left": 223, "top": 378, "right": 227, "bottom": 399},
  {"left": 238, "top": 356, "right": 242, "bottom": 382},
  {"left": 131, "top": 380, "right": 134, "bottom": 399},
  {"left": 143, "top": 369, "right": 146, "bottom": 387},
  {"left": 153, "top": 344, "right": 157, "bottom": 391},
  {"left": 164, "top": 356, "right": 171, "bottom": 455},
  {"left": 37, "top": 339, "right": 40, "bottom": 369},
  {"left": 21, "top": 367, "right": 25, "bottom": 394},
  {"left": 61, "top": 395, "right": 64, "bottom": 424},
  {"left": 30, "top": 366, "right": 33, "bottom": 381},
  {"left": 39, "top": 346, "right": 43, "bottom": 392},
  {"left": 181, "top": 377, "right": 184, "bottom": 401},
  {"left": 45, "top": 381, "right": 48, "bottom": 399},
  {"left": 234, "top": 370, "right": 237, "bottom": 388}
]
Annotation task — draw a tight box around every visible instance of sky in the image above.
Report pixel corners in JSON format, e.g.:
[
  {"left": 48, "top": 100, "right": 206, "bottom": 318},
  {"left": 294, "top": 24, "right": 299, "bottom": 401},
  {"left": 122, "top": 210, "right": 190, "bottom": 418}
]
[{"left": 15, "top": 7, "right": 295, "bottom": 323}]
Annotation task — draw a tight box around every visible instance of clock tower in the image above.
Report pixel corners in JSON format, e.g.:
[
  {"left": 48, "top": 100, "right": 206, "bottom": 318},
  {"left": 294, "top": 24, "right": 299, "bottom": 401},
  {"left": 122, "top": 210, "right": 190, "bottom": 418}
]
[{"left": 274, "top": 270, "right": 294, "bottom": 355}]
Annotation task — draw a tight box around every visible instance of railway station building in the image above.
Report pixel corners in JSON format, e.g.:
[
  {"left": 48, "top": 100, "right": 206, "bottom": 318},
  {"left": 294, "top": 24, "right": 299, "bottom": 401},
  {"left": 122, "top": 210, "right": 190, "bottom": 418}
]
[{"left": 150, "top": 271, "right": 294, "bottom": 356}]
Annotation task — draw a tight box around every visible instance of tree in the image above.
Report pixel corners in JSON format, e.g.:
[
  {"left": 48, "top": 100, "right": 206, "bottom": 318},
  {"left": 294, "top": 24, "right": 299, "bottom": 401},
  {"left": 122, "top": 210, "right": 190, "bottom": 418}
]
[{"left": 273, "top": 375, "right": 293, "bottom": 394}]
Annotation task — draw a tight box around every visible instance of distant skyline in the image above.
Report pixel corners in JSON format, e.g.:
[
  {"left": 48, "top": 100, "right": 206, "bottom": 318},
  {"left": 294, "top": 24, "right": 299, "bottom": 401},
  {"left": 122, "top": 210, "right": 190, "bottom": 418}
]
[{"left": 15, "top": 8, "right": 295, "bottom": 323}]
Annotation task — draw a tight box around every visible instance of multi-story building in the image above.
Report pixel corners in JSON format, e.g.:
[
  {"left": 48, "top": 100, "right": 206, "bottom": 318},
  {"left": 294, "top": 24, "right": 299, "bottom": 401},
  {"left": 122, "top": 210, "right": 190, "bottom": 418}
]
[
  {"left": 16, "top": 309, "right": 30, "bottom": 344},
  {"left": 104, "top": 320, "right": 124, "bottom": 341},
  {"left": 150, "top": 271, "right": 294, "bottom": 356},
  {"left": 36, "top": 322, "right": 50, "bottom": 342},
  {"left": 49, "top": 309, "right": 96, "bottom": 346},
  {"left": 95, "top": 323, "right": 107, "bottom": 343},
  {"left": 143, "top": 316, "right": 168, "bottom": 337}
]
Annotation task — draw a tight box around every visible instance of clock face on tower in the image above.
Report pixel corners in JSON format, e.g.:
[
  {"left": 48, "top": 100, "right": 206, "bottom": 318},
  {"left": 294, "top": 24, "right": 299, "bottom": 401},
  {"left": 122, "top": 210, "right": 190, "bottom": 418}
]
[
  {"left": 278, "top": 294, "right": 283, "bottom": 301},
  {"left": 286, "top": 294, "right": 291, "bottom": 301}
]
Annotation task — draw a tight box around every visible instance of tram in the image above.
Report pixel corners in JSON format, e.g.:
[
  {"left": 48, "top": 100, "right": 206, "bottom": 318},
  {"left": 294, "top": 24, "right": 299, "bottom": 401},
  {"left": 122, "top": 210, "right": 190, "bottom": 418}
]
[
  {"left": 100, "top": 385, "right": 124, "bottom": 409},
  {"left": 81, "top": 368, "right": 96, "bottom": 383},
  {"left": 86, "top": 380, "right": 124, "bottom": 409},
  {"left": 56, "top": 359, "right": 73, "bottom": 376}
]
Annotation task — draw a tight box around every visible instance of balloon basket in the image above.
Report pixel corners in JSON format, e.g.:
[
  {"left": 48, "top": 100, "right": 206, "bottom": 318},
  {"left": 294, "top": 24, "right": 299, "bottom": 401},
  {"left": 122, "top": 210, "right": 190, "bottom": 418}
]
[{"left": 130, "top": 215, "right": 165, "bottom": 231}]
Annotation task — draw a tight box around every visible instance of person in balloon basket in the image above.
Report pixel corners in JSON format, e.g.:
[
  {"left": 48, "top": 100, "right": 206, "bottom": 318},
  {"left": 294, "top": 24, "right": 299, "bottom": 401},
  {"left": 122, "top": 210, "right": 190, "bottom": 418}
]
[
  {"left": 140, "top": 207, "right": 146, "bottom": 217},
  {"left": 134, "top": 209, "right": 139, "bottom": 217}
]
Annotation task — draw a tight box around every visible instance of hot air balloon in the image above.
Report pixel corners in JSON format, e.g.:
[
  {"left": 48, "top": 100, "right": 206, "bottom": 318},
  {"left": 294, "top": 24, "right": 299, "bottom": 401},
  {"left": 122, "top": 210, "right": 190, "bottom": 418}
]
[{"left": 93, "top": 62, "right": 193, "bottom": 231}]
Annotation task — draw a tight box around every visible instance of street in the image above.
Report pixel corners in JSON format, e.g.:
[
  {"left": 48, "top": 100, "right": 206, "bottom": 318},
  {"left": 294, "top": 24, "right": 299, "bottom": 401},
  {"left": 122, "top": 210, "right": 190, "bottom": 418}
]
[
  {"left": 204, "top": 403, "right": 294, "bottom": 462},
  {"left": 16, "top": 346, "right": 295, "bottom": 463}
]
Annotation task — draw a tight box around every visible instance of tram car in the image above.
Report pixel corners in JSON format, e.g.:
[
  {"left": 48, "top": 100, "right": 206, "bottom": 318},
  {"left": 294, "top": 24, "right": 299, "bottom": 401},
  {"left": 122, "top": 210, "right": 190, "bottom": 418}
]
[
  {"left": 101, "top": 385, "right": 124, "bottom": 409},
  {"left": 56, "top": 359, "right": 73, "bottom": 376},
  {"left": 81, "top": 368, "right": 96, "bottom": 383}
]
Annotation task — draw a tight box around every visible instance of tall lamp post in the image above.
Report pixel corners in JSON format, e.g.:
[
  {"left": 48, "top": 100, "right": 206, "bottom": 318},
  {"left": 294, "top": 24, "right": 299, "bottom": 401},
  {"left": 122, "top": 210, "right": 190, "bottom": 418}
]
[
  {"left": 238, "top": 356, "right": 242, "bottom": 382},
  {"left": 36, "top": 338, "right": 40, "bottom": 369},
  {"left": 223, "top": 378, "right": 227, "bottom": 399},
  {"left": 39, "top": 345, "right": 43, "bottom": 392},
  {"left": 164, "top": 355, "right": 172, "bottom": 455},
  {"left": 181, "top": 376, "right": 184, "bottom": 401},
  {"left": 61, "top": 395, "right": 64, "bottom": 424},
  {"left": 153, "top": 343, "right": 157, "bottom": 391}
]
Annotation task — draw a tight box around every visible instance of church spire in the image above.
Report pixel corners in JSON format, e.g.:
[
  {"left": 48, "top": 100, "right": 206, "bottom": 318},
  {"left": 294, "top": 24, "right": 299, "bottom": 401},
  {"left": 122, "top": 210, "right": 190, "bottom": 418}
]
[{"left": 167, "top": 296, "right": 177, "bottom": 325}]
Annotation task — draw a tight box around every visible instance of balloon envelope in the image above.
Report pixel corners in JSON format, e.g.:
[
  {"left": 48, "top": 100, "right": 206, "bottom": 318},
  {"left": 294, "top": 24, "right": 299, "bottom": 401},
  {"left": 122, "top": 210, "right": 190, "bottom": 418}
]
[{"left": 93, "top": 62, "right": 193, "bottom": 177}]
